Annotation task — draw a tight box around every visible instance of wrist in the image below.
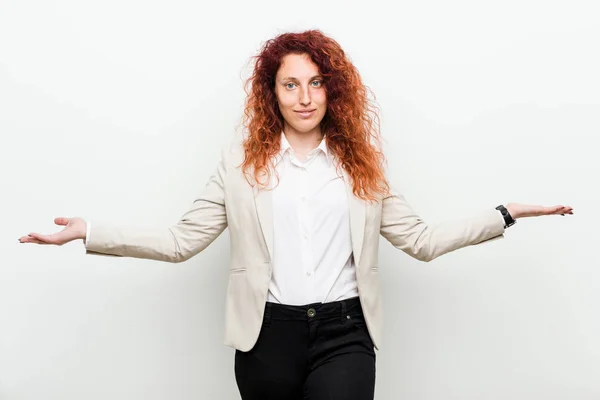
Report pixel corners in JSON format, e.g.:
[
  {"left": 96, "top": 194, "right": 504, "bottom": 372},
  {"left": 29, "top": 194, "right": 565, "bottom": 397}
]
[{"left": 505, "top": 203, "right": 520, "bottom": 219}]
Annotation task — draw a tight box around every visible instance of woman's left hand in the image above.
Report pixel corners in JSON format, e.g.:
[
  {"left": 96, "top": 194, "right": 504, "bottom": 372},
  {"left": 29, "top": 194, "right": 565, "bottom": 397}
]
[{"left": 506, "top": 203, "right": 574, "bottom": 219}]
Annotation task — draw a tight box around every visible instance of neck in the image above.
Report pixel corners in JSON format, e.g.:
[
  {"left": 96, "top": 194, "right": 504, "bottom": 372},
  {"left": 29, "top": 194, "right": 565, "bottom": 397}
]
[{"left": 283, "top": 125, "right": 324, "bottom": 156}]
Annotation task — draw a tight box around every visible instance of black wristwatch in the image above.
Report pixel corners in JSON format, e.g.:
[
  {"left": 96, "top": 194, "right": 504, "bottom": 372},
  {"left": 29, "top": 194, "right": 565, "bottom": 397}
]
[{"left": 495, "top": 205, "right": 516, "bottom": 228}]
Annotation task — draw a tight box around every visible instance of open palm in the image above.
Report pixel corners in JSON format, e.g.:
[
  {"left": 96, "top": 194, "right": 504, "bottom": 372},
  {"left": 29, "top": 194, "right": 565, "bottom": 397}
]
[{"left": 19, "top": 217, "right": 87, "bottom": 246}]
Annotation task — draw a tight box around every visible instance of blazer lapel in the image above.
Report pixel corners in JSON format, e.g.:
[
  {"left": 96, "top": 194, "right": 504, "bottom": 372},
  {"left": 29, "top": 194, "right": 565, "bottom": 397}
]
[
  {"left": 342, "top": 168, "right": 366, "bottom": 267},
  {"left": 253, "top": 170, "right": 275, "bottom": 262}
]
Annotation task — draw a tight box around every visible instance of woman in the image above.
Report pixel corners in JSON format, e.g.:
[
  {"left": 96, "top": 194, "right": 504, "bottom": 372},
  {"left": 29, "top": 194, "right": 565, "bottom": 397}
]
[{"left": 19, "top": 30, "right": 573, "bottom": 400}]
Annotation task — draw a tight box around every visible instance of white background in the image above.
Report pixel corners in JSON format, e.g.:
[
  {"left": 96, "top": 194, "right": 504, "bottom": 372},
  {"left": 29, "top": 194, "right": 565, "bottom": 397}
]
[{"left": 1, "top": 0, "right": 599, "bottom": 399}]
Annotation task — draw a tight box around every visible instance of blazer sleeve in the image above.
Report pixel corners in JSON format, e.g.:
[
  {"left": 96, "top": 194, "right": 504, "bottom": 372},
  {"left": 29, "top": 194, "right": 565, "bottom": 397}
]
[
  {"left": 379, "top": 187, "right": 506, "bottom": 262},
  {"left": 84, "top": 148, "right": 229, "bottom": 263}
]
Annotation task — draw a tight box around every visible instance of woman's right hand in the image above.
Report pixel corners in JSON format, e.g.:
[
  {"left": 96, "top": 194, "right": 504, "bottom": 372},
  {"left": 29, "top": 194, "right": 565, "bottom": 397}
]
[{"left": 19, "top": 217, "right": 87, "bottom": 246}]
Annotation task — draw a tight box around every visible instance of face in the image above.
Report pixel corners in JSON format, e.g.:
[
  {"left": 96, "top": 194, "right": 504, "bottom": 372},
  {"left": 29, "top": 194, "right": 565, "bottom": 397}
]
[{"left": 274, "top": 53, "right": 327, "bottom": 137}]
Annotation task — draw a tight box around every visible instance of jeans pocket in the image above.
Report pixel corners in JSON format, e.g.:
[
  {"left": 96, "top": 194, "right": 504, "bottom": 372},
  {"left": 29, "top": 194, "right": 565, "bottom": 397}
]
[
  {"left": 343, "top": 314, "right": 375, "bottom": 354},
  {"left": 346, "top": 314, "right": 367, "bottom": 329}
]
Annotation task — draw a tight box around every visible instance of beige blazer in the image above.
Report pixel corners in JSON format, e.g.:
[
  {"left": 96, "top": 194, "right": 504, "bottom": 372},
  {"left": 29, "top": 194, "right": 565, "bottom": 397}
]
[{"left": 85, "top": 137, "right": 506, "bottom": 351}]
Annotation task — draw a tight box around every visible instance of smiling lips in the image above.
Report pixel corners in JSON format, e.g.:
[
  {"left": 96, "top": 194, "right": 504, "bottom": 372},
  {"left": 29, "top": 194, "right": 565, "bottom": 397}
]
[{"left": 294, "top": 109, "right": 316, "bottom": 118}]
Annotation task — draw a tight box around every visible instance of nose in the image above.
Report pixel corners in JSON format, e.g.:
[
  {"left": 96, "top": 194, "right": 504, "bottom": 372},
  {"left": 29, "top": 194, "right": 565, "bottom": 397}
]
[{"left": 299, "top": 86, "right": 311, "bottom": 107}]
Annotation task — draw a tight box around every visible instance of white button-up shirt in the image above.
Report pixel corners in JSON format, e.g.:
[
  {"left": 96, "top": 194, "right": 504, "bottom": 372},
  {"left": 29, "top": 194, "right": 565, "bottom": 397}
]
[{"left": 267, "top": 133, "right": 358, "bottom": 305}]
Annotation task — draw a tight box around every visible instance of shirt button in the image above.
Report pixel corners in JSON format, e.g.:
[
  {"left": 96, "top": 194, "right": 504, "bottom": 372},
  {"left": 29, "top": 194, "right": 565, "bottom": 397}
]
[
  {"left": 301, "top": 197, "right": 307, "bottom": 202},
  {"left": 306, "top": 271, "right": 312, "bottom": 277},
  {"left": 303, "top": 234, "right": 308, "bottom": 239}
]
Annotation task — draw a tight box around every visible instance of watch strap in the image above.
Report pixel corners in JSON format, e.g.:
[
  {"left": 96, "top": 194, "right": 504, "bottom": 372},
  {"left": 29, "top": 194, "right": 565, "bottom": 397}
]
[{"left": 495, "top": 205, "right": 516, "bottom": 228}]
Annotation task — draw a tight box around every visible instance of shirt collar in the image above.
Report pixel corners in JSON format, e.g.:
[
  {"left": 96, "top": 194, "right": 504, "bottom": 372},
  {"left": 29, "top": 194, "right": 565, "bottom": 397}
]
[{"left": 278, "top": 132, "right": 333, "bottom": 166}]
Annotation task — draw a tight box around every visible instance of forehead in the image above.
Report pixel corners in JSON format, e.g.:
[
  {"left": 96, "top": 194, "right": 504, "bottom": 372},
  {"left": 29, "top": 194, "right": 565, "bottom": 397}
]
[{"left": 276, "top": 53, "right": 320, "bottom": 79}]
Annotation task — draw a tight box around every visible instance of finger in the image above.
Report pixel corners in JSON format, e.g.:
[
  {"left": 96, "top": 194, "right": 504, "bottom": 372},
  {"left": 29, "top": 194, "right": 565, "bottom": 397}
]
[
  {"left": 24, "top": 238, "right": 48, "bottom": 245},
  {"left": 54, "top": 217, "right": 70, "bottom": 226},
  {"left": 19, "top": 236, "right": 47, "bottom": 245},
  {"left": 27, "top": 232, "right": 51, "bottom": 243},
  {"left": 549, "top": 206, "right": 569, "bottom": 215},
  {"left": 28, "top": 232, "right": 65, "bottom": 245},
  {"left": 18, "top": 236, "right": 32, "bottom": 243},
  {"left": 559, "top": 207, "right": 574, "bottom": 216}
]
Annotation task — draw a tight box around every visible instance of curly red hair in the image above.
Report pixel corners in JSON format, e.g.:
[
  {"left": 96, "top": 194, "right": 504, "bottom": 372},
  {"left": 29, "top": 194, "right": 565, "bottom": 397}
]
[{"left": 240, "top": 30, "right": 389, "bottom": 202}]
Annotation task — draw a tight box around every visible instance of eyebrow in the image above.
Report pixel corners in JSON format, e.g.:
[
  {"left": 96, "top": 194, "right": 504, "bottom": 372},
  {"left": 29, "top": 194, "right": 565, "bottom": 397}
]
[{"left": 280, "top": 75, "right": 323, "bottom": 82}]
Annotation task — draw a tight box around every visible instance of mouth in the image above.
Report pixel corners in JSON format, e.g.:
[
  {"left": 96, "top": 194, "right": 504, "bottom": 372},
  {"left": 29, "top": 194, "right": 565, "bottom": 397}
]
[{"left": 294, "top": 109, "right": 316, "bottom": 118}]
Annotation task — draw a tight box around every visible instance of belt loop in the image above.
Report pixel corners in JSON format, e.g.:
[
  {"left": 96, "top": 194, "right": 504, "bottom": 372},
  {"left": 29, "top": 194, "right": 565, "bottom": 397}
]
[{"left": 340, "top": 300, "right": 347, "bottom": 323}]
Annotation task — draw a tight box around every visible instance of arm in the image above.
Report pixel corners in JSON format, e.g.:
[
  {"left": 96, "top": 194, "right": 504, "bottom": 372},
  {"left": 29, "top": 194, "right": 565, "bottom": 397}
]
[
  {"left": 379, "top": 187, "right": 505, "bottom": 262},
  {"left": 84, "top": 148, "right": 229, "bottom": 263}
]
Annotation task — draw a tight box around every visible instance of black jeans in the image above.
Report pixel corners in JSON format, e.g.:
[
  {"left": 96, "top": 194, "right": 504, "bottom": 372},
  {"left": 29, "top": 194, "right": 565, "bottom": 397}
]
[{"left": 234, "top": 296, "right": 376, "bottom": 400}]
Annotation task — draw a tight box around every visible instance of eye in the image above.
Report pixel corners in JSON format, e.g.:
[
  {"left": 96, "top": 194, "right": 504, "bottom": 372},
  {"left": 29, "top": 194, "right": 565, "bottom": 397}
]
[
  {"left": 311, "top": 80, "right": 322, "bottom": 87},
  {"left": 285, "top": 82, "right": 297, "bottom": 90}
]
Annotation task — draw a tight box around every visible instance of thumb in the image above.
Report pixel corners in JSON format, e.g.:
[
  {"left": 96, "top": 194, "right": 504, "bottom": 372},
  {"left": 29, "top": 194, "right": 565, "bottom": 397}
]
[{"left": 54, "top": 217, "right": 71, "bottom": 226}]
